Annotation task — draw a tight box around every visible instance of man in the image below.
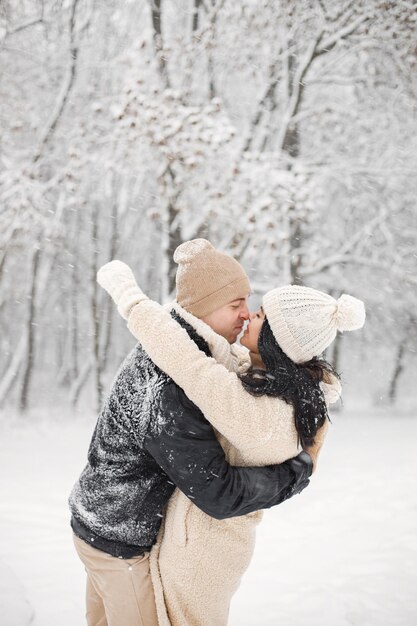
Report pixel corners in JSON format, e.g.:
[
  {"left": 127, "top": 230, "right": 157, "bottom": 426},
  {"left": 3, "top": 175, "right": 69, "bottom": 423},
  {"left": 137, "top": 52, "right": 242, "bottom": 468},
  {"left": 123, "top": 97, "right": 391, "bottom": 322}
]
[{"left": 69, "top": 239, "right": 312, "bottom": 626}]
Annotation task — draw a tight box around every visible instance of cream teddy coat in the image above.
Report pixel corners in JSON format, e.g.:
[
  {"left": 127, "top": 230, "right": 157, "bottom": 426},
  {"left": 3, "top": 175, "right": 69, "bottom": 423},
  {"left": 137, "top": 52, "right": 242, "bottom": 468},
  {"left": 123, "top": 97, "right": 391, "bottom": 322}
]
[{"left": 120, "top": 297, "right": 341, "bottom": 626}]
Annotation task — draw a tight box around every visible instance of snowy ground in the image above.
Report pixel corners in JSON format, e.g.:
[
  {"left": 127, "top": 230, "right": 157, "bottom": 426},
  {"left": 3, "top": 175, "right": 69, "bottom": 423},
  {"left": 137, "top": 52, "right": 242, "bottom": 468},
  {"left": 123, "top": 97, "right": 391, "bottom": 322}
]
[{"left": 1, "top": 406, "right": 416, "bottom": 626}]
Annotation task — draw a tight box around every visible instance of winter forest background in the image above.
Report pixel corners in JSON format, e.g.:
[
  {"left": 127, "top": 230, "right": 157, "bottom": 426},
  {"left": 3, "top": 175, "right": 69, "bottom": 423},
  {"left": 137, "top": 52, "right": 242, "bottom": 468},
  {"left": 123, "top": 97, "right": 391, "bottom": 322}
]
[
  {"left": 1, "top": 0, "right": 416, "bottom": 413},
  {"left": 1, "top": 1, "right": 417, "bottom": 626}
]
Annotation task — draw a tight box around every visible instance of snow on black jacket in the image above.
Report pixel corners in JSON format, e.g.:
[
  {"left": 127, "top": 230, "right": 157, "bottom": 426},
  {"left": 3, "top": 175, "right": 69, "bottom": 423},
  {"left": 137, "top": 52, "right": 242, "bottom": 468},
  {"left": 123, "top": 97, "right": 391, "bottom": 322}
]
[{"left": 69, "top": 313, "right": 310, "bottom": 558}]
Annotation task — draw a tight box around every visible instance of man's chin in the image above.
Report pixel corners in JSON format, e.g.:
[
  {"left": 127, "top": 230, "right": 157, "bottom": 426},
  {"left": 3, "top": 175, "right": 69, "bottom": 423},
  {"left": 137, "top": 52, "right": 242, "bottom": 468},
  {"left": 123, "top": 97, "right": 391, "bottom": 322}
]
[
  {"left": 220, "top": 328, "right": 244, "bottom": 344},
  {"left": 233, "top": 328, "right": 245, "bottom": 344}
]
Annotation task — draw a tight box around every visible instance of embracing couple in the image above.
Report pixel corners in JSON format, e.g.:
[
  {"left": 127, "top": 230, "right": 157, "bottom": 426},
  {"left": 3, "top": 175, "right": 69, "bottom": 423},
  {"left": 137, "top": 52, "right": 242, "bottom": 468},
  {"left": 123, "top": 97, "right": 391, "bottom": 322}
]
[{"left": 69, "top": 239, "right": 365, "bottom": 626}]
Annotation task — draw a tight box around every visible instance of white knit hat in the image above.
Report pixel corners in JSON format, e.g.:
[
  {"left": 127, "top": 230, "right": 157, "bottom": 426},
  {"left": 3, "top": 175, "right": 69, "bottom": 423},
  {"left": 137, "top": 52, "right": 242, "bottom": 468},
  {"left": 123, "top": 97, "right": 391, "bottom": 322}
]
[{"left": 262, "top": 285, "right": 366, "bottom": 363}]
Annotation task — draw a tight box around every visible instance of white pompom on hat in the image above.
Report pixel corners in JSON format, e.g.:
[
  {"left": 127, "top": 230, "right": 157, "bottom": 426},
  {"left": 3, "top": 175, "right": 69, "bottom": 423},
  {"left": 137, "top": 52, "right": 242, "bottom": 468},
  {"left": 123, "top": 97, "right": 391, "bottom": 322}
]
[
  {"left": 262, "top": 285, "right": 365, "bottom": 363},
  {"left": 174, "top": 239, "right": 250, "bottom": 317},
  {"left": 333, "top": 294, "right": 366, "bottom": 331}
]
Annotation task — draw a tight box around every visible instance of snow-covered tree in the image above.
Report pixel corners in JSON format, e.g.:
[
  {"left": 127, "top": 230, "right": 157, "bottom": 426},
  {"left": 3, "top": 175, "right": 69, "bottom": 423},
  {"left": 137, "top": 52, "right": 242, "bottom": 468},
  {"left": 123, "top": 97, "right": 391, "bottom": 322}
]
[{"left": 1, "top": 0, "right": 416, "bottom": 412}]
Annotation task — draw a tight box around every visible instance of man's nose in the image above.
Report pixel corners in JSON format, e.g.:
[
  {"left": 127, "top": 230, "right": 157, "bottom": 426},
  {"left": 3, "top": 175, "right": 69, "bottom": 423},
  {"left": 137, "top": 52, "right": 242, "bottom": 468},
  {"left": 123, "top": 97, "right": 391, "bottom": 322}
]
[{"left": 240, "top": 304, "right": 250, "bottom": 320}]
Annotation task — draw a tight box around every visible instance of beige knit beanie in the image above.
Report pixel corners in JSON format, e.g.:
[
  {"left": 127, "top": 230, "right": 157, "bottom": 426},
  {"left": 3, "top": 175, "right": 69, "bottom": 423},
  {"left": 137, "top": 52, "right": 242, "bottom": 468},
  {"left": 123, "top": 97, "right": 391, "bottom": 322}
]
[
  {"left": 174, "top": 239, "right": 250, "bottom": 317},
  {"left": 262, "top": 285, "right": 366, "bottom": 363}
]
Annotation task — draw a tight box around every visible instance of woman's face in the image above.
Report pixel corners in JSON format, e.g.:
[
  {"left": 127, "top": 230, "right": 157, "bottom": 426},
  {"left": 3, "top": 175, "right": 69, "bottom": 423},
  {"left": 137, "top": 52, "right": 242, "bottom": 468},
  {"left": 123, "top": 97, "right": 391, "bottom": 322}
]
[{"left": 240, "top": 308, "right": 265, "bottom": 353}]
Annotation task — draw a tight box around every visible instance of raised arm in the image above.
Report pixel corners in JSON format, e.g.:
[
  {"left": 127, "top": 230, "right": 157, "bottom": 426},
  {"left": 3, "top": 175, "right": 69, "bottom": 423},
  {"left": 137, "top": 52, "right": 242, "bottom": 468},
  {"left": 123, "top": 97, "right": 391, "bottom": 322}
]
[{"left": 97, "top": 261, "right": 296, "bottom": 455}]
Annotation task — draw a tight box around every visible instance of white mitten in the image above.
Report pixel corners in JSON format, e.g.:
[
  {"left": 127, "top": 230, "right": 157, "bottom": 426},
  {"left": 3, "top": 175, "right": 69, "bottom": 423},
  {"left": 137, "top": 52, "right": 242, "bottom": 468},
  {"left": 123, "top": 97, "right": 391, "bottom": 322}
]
[{"left": 97, "top": 260, "right": 148, "bottom": 320}]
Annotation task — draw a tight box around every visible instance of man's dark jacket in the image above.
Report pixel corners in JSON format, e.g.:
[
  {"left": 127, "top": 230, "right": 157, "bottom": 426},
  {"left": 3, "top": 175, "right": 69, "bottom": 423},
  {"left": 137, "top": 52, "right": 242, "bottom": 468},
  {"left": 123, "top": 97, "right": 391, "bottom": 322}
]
[{"left": 69, "top": 315, "right": 311, "bottom": 558}]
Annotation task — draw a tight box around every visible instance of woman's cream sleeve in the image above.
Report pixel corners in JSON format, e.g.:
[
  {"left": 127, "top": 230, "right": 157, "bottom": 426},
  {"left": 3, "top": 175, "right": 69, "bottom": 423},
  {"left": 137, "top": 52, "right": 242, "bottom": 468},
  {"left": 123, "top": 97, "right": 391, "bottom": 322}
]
[{"left": 127, "top": 299, "right": 293, "bottom": 450}]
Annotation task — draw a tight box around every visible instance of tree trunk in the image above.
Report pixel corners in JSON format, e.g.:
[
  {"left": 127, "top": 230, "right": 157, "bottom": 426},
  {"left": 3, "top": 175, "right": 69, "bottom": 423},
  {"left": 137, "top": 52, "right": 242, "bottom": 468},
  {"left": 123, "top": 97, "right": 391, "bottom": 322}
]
[
  {"left": 33, "top": 0, "right": 81, "bottom": 161},
  {"left": 69, "top": 205, "right": 83, "bottom": 383},
  {"left": 0, "top": 225, "right": 18, "bottom": 286},
  {"left": 281, "top": 51, "right": 302, "bottom": 158},
  {"left": 149, "top": 0, "right": 170, "bottom": 88},
  {"left": 166, "top": 200, "right": 183, "bottom": 296},
  {"left": 192, "top": 0, "right": 202, "bottom": 32},
  {"left": 70, "top": 253, "right": 80, "bottom": 381},
  {"left": 100, "top": 192, "right": 119, "bottom": 371},
  {"left": 56, "top": 260, "right": 80, "bottom": 387},
  {"left": 19, "top": 247, "right": 41, "bottom": 412},
  {"left": 331, "top": 329, "right": 342, "bottom": 375},
  {"left": 56, "top": 315, "right": 68, "bottom": 386},
  {"left": 70, "top": 359, "right": 92, "bottom": 408},
  {"left": 388, "top": 339, "right": 406, "bottom": 404},
  {"left": 284, "top": 52, "right": 304, "bottom": 285},
  {"left": 0, "top": 336, "right": 26, "bottom": 408},
  {"left": 289, "top": 215, "right": 303, "bottom": 285},
  {"left": 158, "top": 165, "right": 183, "bottom": 300},
  {"left": 91, "top": 203, "right": 103, "bottom": 412}
]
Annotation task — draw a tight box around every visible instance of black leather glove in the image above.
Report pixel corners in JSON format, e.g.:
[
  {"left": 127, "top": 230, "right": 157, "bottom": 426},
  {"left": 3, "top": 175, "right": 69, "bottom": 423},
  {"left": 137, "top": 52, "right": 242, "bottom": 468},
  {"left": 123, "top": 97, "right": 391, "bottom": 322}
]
[{"left": 286, "top": 450, "right": 313, "bottom": 496}]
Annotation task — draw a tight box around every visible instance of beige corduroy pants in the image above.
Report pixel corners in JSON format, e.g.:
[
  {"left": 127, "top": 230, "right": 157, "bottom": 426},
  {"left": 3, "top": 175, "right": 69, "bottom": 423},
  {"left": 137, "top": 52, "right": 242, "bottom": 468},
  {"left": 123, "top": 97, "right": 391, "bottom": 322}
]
[{"left": 73, "top": 534, "right": 158, "bottom": 626}]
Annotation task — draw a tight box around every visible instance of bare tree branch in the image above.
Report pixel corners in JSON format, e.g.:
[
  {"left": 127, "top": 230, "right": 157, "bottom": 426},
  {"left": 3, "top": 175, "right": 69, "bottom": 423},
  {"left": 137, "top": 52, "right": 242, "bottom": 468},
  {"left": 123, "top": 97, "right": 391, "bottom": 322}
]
[
  {"left": 242, "top": 58, "right": 282, "bottom": 153},
  {"left": 301, "top": 209, "right": 389, "bottom": 278},
  {"left": 304, "top": 74, "right": 369, "bottom": 86},
  {"left": 316, "top": 10, "right": 376, "bottom": 56},
  {"left": 33, "top": 0, "right": 83, "bottom": 162},
  {"left": 1, "top": 18, "right": 43, "bottom": 41},
  {"left": 277, "top": 33, "right": 323, "bottom": 153}
]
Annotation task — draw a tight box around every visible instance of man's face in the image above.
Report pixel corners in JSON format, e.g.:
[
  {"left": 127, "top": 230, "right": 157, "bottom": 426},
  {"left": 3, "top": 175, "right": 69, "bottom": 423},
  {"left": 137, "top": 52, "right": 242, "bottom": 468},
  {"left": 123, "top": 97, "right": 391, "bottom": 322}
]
[{"left": 201, "top": 297, "right": 250, "bottom": 343}]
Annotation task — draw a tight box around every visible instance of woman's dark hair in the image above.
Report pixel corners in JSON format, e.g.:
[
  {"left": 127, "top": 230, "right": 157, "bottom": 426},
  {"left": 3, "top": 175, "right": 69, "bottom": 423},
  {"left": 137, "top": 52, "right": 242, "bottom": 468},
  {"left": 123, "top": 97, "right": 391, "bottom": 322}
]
[{"left": 239, "top": 318, "right": 340, "bottom": 447}]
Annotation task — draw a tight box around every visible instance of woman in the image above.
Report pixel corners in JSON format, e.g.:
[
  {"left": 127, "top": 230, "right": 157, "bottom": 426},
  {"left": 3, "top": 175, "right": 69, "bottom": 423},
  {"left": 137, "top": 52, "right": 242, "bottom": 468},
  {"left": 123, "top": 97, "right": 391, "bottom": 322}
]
[{"left": 98, "top": 258, "right": 365, "bottom": 626}]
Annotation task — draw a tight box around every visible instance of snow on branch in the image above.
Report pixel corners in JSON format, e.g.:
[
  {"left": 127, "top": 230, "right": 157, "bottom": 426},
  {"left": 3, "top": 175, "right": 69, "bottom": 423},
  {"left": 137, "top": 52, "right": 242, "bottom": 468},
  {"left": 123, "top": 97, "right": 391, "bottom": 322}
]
[
  {"left": 1, "top": 18, "right": 43, "bottom": 41},
  {"left": 316, "top": 10, "right": 377, "bottom": 56},
  {"left": 300, "top": 209, "right": 391, "bottom": 279},
  {"left": 277, "top": 34, "right": 323, "bottom": 152},
  {"left": 33, "top": 0, "right": 84, "bottom": 162}
]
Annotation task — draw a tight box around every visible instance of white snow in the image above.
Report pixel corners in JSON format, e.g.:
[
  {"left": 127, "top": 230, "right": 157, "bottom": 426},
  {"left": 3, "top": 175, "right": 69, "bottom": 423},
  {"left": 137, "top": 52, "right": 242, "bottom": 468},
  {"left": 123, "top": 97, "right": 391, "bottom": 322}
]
[{"left": 0, "top": 407, "right": 416, "bottom": 626}]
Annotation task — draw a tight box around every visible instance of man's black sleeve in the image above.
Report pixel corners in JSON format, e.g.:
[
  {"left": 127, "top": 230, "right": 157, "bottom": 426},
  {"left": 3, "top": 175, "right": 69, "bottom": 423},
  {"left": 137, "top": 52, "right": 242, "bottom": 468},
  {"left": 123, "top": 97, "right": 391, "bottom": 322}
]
[{"left": 144, "top": 383, "right": 312, "bottom": 520}]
